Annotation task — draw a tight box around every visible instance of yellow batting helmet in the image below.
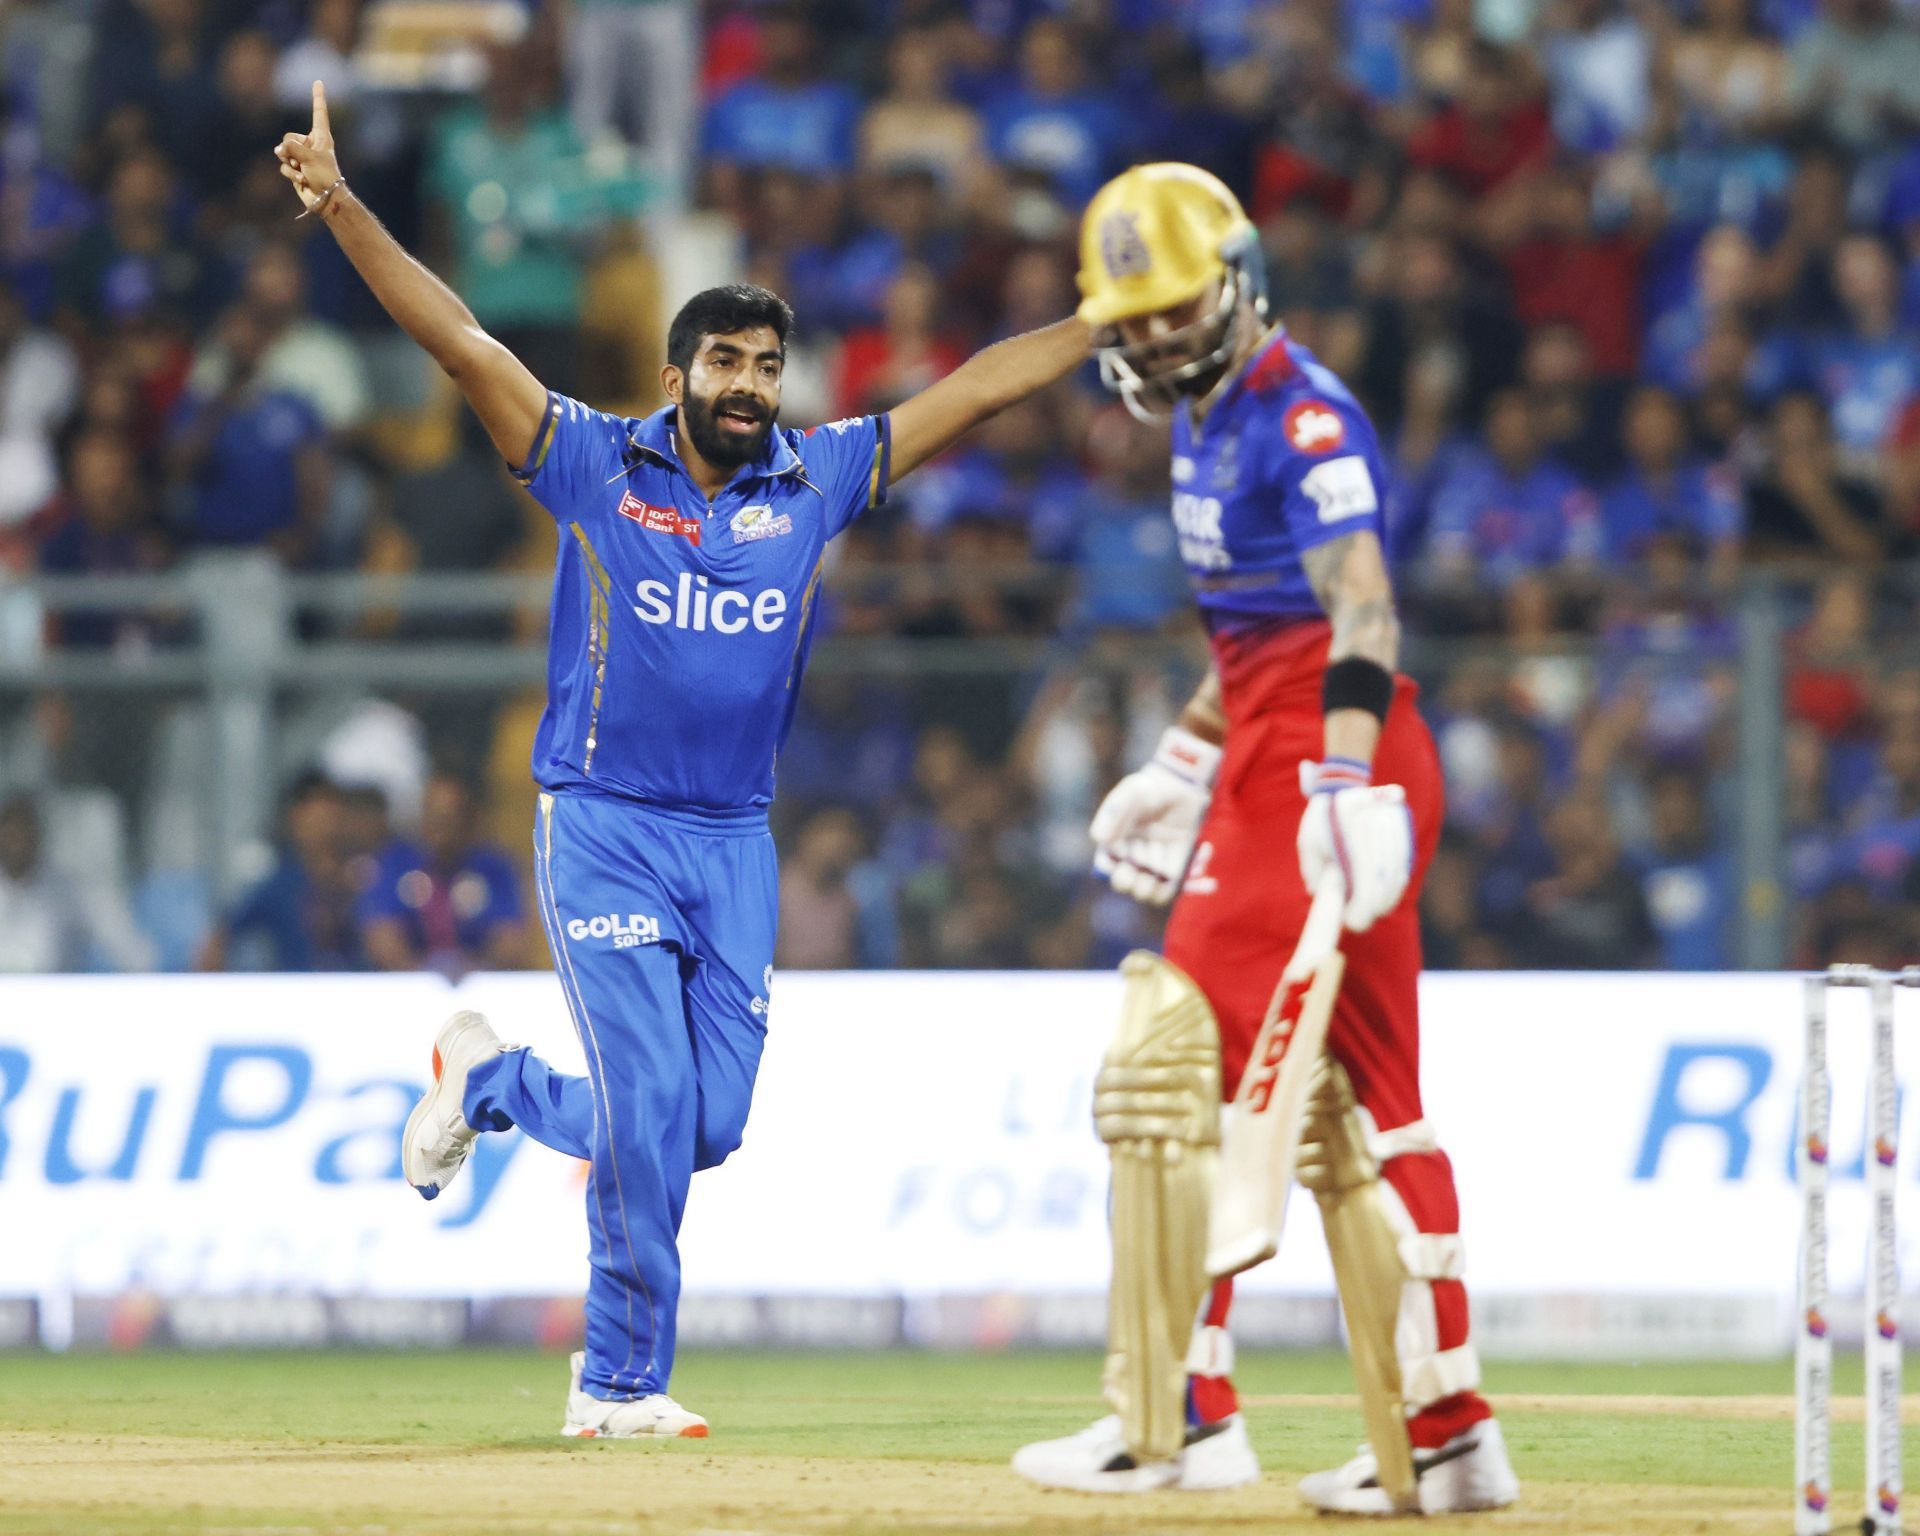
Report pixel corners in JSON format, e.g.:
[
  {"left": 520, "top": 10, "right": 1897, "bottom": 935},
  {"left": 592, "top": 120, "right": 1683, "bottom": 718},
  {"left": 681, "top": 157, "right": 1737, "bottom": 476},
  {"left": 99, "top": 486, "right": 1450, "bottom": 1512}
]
[
  {"left": 1077, "top": 163, "right": 1268, "bottom": 420},
  {"left": 1076, "top": 163, "right": 1264, "bottom": 329}
]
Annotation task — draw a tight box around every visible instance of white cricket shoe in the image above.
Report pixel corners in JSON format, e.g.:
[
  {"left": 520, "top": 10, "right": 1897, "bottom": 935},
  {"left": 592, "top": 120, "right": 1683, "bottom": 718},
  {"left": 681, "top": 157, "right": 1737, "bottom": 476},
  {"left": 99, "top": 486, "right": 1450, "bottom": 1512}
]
[
  {"left": 401, "top": 1010, "right": 513, "bottom": 1201},
  {"left": 561, "top": 1352, "right": 709, "bottom": 1439},
  {"left": 1012, "top": 1412, "right": 1259, "bottom": 1493},
  {"left": 1299, "top": 1417, "right": 1519, "bottom": 1515}
]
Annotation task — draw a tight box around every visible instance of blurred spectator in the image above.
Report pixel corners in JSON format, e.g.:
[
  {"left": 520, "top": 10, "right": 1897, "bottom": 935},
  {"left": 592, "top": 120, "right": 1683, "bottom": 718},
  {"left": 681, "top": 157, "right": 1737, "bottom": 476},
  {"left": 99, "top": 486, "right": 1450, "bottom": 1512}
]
[
  {"left": 273, "top": 0, "right": 362, "bottom": 110},
  {"left": 860, "top": 28, "right": 985, "bottom": 188},
  {"left": 0, "top": 794, "right": 85, "bottom": 971},
  {"left": 834, "top": 264, "right": 965, "bottom": 417},
  {"left": 1662, "top": 0, "right": 1788, "bottom": 144},
  {"left": 981, "top": 17, "right": 1136, "bottom": 207},
  {"left": 702, "top": 5, "right": 861, "bottom": 201},
  {"left": 1642, "top": 224, "right": 1760, "bottom": 395},
  {"left": 56, "top": 147, "right": 227, "bottom": 329},
  {"left": 568, "top": 0, "right": 698, "bottom": 205},
  {"left": 1541, "top": 0, "right": 1654, "bottom": 155},
  {"left": 190, "top": 242, "right": 371, "bottom": 434},
  {"left": 1496, "top": 165, "right": 1644, "bottom": 377},
  {"left": 358, "top": 770, "right": 525, "bottom": 976},
  {"left": 0, "top": 283, "right": 76, "bottom": 527},
  {"left": 1787, "top": 0, "right": 1920, "bottom": 154},
  {"left": 1797, "top": 231, "right": 1920, "bottom": 470},
  {"left": 37, "top": 429, "right": 172, "bottom": 648},
  {"left": 425, "top": 42, "right": 591, "bottom": 389},
  {"left": 776, "top": 807, "right": 865, "bottom": 968},
  {"left": 199, "top": 772, "right": 364, "bottom": 972},
  {"left": 1632, "top": 766, "right": 1736, "bottom": 969},
  {"left": 1509, "top": 788, "right": 1659, "bottom": 968},
  {"left": 1743, "top": 390, "right": 1890, "bottom": 559},
  {"left": 1062, "top": 407, "right": 1187, "bottom": 632},
  {"left": 1422, "top": 388, "right": 1602, "bottom": 585},
  {"left": 1603, "top": 385, "right": 1743, "bottom": 574},
  {"left": 1405, "top": 41, "right": 1552, "bottom": 200},
  {"left": 164, "top": 303, "right": 329, "bottom": 563}
]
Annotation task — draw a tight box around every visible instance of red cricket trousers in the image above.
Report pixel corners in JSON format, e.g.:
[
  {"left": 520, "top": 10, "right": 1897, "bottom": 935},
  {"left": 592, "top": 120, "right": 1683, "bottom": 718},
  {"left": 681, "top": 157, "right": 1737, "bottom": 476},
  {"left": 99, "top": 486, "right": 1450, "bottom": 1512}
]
[{"left": 1161, "top": 619, "right": 1489, "bottom": 1448}]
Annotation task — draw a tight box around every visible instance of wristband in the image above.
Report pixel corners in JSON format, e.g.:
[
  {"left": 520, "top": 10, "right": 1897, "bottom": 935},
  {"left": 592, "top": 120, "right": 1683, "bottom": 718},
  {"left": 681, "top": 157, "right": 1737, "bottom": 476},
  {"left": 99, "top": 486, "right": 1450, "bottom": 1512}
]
[
  {"left": 1322, "top": 656, "right": 1393, "bottom": 723},
  {"left": 1151, "top": 725, "right": 1223, "bottom": 790},
  {"left": 1308, "top": 756, "right": 1372, "bottom": 794}
]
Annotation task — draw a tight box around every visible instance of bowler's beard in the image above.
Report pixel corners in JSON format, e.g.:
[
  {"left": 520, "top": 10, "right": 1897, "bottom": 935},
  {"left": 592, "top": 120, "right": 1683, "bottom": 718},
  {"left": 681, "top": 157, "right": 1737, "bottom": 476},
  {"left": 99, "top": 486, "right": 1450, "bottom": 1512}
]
[{"left": 682, "top": 391, "right": 776, "bottom": 469}]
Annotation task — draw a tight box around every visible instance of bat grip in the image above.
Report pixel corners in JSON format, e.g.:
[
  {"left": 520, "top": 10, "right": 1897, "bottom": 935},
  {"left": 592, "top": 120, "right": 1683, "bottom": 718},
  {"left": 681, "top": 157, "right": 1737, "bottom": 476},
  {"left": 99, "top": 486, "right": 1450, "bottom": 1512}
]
[{"left": 1283, "top": 872, "right": 1346, "bottom": 983}]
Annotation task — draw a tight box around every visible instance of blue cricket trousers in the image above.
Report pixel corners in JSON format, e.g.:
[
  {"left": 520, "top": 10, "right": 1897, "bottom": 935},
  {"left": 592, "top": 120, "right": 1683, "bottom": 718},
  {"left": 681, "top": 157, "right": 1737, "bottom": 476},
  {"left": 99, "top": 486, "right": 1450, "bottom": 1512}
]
[{"left": 462, "top": 789, "right": 776, "bottom": 1398}]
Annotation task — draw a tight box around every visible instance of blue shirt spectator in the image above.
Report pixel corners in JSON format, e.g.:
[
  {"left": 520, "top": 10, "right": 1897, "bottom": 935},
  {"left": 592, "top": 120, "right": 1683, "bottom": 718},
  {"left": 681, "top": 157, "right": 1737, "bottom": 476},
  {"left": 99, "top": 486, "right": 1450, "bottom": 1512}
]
[
  {"left": 1422, "top": 390, "right": 1601, "bottom": 581},
  {"left": 703, "top": 9, "right": 860, "bottom": 177},
  {"left": 202, "top": 775, "right": 364, "bottom": 973},
  {"left": 1603, "top": 386, "right": 1744, "bottom": 560},
  {"left": 981, "top": 19, "right": 1136, "bottom": 205},
  {"left": 1632, "top": 769, "right": 1734, "bottom": 969},
  {"left": 165, "top": 305, "right": 326, "bottom": 558},
  {"left": 357, "top": 772, "right": 525, "bottom": 977}
]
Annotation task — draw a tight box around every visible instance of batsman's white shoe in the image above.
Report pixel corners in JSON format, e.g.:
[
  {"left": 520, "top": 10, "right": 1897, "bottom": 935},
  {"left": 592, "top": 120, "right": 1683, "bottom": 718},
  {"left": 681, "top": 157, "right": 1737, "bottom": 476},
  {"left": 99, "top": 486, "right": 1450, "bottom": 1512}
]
[
  {"left": 561, "top": 1352, "right": 709, "bottom": 1439},
  {"left": 400, "top": 1010, "right": 512, "bottom": 1201},
  {"left": 1011, "top": 1413, "right": 1259, "bottom": 1493},
  {"left": 1298, "top": 1417, "right": 1519, "bottom": 1515}
]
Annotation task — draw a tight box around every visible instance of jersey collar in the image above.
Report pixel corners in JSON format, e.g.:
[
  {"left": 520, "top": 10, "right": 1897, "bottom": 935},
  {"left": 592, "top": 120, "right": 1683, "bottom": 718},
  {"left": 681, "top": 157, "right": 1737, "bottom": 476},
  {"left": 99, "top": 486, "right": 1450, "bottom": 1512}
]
[
  {"left": 1187, "top": 324, "right": 1290, "bottom": 434},
  {"left": 622, "top": 406, "right": 807, "bottom": 490}
]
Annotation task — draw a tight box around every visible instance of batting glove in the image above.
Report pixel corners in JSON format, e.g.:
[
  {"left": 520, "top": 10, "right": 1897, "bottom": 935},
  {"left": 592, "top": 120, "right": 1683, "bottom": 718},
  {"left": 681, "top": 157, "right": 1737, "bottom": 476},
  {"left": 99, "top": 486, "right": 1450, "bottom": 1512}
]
[
  {"left": 1296, "top": 757, "right": 1414, "bottom": 933},
  {"left": 1090, "top": 726, "right": 1220, "bottom": 906}
]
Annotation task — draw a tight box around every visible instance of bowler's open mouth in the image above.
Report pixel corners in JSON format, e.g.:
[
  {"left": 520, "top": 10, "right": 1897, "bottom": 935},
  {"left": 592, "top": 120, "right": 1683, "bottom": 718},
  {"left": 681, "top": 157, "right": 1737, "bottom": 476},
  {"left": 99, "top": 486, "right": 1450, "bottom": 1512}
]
[{"left": 717, "top": 403, "right": 764, "bottom": 433}]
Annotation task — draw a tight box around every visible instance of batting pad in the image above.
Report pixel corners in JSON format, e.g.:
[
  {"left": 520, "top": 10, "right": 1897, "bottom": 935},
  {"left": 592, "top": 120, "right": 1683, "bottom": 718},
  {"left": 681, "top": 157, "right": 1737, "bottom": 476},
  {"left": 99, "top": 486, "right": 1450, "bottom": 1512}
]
[{"left": 1094, "top": 951, "right": 1222, "bottom": 1464}]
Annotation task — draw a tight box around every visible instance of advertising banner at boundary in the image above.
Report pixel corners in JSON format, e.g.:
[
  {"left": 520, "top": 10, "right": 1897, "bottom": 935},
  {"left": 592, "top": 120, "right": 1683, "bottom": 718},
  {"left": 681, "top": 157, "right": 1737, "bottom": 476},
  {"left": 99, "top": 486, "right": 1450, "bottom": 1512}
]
[{"left": 3, "top": 971, "right": 1910, "bottom": 1352}]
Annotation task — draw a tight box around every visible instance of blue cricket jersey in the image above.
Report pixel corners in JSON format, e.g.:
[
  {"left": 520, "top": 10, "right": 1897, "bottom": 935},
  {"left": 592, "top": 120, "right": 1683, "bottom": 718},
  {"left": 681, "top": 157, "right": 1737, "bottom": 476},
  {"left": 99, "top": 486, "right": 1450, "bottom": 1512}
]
[
  {"left": 1169, "top": 331, "right": 1393, "bottom": 639},
  {"left": 514, "top": 394, "right": 890, "bottom": 814}
]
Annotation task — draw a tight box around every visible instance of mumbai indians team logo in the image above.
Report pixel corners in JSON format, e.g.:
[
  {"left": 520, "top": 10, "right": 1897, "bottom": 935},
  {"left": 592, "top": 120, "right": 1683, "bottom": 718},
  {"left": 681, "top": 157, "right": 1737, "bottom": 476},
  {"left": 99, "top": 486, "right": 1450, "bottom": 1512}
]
[
  {"left": 731, "top": 504, "right": 793, "bottom": 545},
  {"left": 1100, "top": 210, "right": 1151, "bottom": 279}
]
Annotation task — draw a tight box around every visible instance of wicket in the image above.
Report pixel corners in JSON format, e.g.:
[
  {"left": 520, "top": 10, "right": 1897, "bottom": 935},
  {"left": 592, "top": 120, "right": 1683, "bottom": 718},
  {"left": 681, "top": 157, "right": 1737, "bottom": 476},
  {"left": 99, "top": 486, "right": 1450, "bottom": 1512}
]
[{"left": 1797, "top": 965, "right": 1913, "bottom": 1536}]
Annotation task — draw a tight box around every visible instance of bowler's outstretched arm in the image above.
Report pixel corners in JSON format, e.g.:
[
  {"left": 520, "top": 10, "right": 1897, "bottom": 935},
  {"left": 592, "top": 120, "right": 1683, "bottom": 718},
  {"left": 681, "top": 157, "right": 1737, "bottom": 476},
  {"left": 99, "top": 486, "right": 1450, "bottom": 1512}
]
[
  {"left": 275, "top": 81, "right": 547, "bottom": 468},
  {"left": 887, "top": 317, "right": 1090, "bottom": 480}
]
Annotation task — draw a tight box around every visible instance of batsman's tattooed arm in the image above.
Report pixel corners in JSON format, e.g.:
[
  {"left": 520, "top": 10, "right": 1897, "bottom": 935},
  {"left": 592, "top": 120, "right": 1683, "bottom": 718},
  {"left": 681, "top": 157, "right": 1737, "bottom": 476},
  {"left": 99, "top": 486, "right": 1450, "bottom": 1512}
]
[{"left": 1301, "top": 529, "right": 1400, "bottom": 673}]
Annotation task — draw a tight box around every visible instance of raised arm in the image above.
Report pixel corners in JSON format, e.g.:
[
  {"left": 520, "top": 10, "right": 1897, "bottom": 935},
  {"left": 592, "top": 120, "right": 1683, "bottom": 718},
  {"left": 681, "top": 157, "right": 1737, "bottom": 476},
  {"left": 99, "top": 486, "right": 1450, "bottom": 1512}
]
[
  {"left": 887, "top": 317, "right": 1090, "bottom": 480},
  {"left": 275, "top": 82, "right": 547, "bottom": 466}
]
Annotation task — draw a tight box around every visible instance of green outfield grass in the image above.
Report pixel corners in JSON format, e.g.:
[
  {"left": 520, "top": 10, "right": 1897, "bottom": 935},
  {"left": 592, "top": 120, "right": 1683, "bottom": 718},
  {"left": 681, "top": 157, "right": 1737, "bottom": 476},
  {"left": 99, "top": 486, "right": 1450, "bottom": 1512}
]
[{"left": 1, "top": 1348, "right": 1914, "bottom": 1534}]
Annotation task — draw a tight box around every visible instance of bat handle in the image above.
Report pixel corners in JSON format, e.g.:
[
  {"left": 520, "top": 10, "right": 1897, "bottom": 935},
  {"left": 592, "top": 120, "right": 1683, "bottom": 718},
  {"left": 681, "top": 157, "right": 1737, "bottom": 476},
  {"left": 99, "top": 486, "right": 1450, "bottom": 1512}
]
[{"left": 1283, "top": 872, "right": 1346, "bottom": 983}]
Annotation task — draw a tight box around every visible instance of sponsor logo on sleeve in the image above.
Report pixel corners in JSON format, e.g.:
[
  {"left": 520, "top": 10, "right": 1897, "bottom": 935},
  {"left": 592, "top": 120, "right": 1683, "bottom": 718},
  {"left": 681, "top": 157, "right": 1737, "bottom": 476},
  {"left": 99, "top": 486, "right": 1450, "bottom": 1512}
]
[
  {"left": 1283, "top": 400, "right": 1346, "bottom": 455},
  {"left": 1300, "top": 456, "right": 1379, "bottom": 524},
  {"left": 618, "top": 489, "right": 702, "bottom": 544},
  {"left": 730, "top": 504, "right": 794, "bottom": 545}
]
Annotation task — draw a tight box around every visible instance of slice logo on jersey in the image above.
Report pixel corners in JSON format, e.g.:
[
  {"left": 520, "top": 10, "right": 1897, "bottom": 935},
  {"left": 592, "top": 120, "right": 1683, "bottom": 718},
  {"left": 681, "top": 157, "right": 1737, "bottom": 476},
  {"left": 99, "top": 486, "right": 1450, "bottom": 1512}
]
[
  {"left": 566, "top": 912, "right": 662, "bottom": 949},
  {"left": 635, "top": 572, "right": 789, "bottom": 634},
  {"left": 618, "top": 489, "right": 702, "bottom": 545},
  {"left": 1301, "top": 456, "right": 1379, "bottom": 524},
  {"left": 1100, "top": 209, "right": 1152, "bottom": 279},
  {"left": 1283, "top": 400, "right": 1346, "bottom": 455},
  {"left": 730, "top": 504, "right": 794, "bottom": 545}
]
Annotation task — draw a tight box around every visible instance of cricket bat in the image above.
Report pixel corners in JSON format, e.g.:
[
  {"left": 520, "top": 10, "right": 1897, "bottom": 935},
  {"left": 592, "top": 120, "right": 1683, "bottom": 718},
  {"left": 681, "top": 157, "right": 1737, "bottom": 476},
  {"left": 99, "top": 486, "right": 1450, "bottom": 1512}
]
[{"left": 1206, "top": 871, "right": 1346, "bottom": 1281}]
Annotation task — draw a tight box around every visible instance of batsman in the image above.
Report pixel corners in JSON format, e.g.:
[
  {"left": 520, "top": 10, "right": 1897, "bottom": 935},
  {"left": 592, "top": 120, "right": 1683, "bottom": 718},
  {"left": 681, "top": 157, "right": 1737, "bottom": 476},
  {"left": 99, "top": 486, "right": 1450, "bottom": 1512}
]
[{"left": 1012, "top": 164, "right": 1520, "bottom": 1514}]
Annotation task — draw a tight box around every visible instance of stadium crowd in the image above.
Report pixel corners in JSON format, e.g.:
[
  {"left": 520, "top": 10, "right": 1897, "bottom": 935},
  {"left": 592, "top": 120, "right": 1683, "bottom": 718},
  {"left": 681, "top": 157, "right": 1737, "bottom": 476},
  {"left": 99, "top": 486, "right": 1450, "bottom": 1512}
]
[{"left": 1, "top": 0, "right": 1918, "bottom": 975}]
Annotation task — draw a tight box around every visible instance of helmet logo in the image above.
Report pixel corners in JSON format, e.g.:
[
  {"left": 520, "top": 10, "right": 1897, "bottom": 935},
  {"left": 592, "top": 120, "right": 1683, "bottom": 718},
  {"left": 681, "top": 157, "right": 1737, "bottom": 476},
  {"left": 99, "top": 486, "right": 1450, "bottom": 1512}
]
[{"left": 1099, "top": 210, "right": 1152, "bottom": 279}]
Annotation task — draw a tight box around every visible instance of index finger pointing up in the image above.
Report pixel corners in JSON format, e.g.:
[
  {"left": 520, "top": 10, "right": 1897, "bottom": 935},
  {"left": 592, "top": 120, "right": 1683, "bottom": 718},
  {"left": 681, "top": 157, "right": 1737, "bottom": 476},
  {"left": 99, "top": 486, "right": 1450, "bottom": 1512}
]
[{"left": 311, "top": 79, "right": 331, "bottom": 138}]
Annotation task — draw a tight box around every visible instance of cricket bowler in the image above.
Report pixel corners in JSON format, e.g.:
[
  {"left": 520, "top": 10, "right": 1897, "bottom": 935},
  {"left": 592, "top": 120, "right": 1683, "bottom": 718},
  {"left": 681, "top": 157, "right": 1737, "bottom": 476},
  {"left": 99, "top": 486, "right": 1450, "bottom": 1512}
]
[
  {"left": 273, "top": 85, "right": 1090, "bottom": 1436},
  {"left": 1011, "top": 164, "right": 1520, "bottom": 1513}
]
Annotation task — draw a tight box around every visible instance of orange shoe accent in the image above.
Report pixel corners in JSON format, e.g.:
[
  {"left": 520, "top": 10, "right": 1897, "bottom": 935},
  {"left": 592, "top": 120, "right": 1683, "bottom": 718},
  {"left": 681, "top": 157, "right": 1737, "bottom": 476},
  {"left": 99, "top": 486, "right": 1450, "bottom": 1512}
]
[
  {"left": 574, "top": 1427, "right": 599, "bottom": 1437},
  {"left": 677, "top": 1424, "right": 708, "bottom": 1439},
  {"left": 432, "top": 1046, "right": 444, "bottom": 1079}
]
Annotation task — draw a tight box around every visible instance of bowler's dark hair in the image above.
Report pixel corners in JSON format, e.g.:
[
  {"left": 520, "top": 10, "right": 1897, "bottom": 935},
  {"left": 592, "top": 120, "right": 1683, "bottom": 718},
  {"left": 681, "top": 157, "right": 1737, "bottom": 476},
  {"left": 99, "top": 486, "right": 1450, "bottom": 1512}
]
[{"left": 666, "top": 285, "right": 794, "bottom": 375}]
